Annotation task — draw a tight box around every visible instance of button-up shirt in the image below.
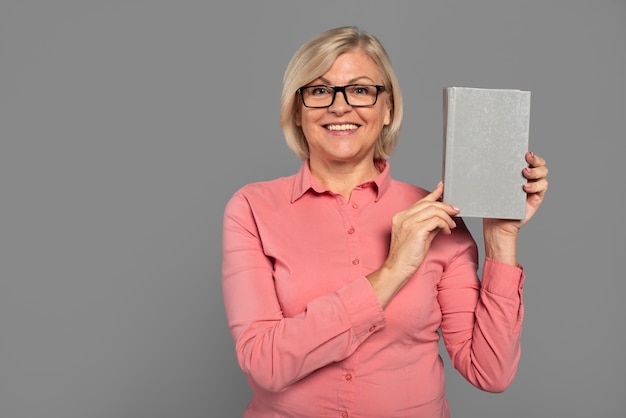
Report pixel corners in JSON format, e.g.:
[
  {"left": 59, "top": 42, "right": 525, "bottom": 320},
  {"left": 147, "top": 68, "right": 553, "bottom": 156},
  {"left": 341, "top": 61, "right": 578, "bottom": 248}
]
[{"left": 222, "top": 160, "right": 525, "bottom": 418}]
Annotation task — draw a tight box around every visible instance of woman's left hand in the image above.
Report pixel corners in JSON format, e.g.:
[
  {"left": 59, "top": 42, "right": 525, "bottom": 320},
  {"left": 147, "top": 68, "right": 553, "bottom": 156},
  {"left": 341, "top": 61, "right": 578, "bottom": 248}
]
[{"left": 482, "top": 151, "right": 549, "bottom": 263}]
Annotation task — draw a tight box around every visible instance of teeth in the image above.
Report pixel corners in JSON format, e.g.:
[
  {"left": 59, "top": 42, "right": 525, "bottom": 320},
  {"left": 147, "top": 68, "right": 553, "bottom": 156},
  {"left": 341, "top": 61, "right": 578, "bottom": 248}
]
[{"left": 326, "top": 124, "right": 358, "bottom": 131}]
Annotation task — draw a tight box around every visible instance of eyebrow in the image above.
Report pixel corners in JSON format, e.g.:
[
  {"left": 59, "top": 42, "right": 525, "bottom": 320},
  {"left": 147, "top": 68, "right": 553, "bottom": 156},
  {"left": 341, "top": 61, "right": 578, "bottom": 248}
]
[{"left": 316, "top": 76, "right": 377, "bottom": 85}]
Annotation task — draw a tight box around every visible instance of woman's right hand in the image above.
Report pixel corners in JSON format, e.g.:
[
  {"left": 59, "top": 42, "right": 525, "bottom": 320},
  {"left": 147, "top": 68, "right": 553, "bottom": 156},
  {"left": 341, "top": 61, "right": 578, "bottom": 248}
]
[{"left": 367, "top": 182, "right": 460, "bottom": 308}]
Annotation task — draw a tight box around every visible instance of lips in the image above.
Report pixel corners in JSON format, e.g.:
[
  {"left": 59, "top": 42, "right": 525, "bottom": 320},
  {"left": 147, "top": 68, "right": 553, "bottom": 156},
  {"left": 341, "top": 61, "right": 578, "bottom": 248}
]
[{"left": 324, "top": 123, "right": 360, "bottom": 131}]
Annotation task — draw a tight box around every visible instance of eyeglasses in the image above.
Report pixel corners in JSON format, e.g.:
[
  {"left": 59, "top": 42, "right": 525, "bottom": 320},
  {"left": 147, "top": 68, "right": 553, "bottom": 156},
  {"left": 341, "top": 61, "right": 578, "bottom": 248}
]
[{"left": 297, "top": 84, "right": 385, "bottom": 108}]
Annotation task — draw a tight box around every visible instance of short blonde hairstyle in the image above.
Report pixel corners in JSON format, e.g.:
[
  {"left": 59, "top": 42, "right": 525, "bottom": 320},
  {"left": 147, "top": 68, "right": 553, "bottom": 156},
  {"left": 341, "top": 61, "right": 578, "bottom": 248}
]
[{"left": 280, "top": 26, "right": 404, "bottom": 161}]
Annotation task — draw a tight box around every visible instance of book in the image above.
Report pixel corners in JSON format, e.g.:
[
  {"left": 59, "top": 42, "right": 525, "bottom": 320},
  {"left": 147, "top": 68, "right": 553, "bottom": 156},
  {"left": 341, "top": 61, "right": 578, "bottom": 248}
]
[{"left": 442, "top": 87, "right": 530, "bottom": 219}]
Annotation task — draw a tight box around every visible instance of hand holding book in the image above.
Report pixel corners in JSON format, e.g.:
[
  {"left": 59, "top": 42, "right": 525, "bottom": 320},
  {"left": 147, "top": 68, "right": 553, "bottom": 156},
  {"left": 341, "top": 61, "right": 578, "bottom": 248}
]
[{"left": 481, "top": 151, "right": 549, "bottom": 266}]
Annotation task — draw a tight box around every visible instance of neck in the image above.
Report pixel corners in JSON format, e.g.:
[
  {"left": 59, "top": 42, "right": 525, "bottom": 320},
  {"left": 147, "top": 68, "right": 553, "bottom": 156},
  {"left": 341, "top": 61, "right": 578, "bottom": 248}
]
[{"left": 309, "top": 158, "right": 381, "bottom": 201}]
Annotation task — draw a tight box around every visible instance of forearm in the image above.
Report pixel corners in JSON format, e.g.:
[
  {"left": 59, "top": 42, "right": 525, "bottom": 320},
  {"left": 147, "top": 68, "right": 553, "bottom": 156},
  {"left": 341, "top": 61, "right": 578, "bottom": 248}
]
[
  {"left": 366, "top": 265, "right": 406, "bottom": 309},
  {"left": 226, "top": 277, "right": 385, "bottom": 392},
  {"left": 441, "top": 258, "right": 525, "bottom": 392}
]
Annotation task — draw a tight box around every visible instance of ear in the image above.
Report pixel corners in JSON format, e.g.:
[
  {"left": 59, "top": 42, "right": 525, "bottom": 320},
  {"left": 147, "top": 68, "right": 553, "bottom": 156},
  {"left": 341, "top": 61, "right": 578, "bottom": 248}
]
[
  {"left": 295, "top": 106, "right": 302, "bottom": 127},
  {"left": 383, "top": 95, "right": 393, "bottom": 126}
]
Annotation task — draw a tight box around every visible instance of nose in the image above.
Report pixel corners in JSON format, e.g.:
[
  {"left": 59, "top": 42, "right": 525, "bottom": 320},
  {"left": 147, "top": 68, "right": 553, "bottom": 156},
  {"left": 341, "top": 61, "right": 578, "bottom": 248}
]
[{"left": 328, "top": 90, "right": 352, "bottom": 114}]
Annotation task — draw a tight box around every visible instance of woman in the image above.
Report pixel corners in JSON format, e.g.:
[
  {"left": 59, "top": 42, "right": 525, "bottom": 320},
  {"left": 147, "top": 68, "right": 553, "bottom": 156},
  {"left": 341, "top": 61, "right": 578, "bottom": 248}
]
[{"left": 222, "top": 26, "right": 548, "bottom": 417}]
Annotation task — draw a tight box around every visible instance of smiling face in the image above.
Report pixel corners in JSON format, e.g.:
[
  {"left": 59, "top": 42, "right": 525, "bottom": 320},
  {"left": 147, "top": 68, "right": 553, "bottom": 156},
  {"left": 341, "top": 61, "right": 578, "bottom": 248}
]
[{"left": 295, "top": 50, "right": 392, "bottom": 169}]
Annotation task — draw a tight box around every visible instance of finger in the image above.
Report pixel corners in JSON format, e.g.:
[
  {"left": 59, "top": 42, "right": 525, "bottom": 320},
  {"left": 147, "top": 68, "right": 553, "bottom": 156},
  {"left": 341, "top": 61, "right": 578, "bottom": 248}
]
[
  {"left": 435, "top": 218, "right": 455, "bottom": 235},
  {"left": 523, "top": 165, "right": 549, "bottom": 180},
  {"left": 412, "top": 205, "right": 458, "bottom": 231},
  {"left": 413, "top": 215, "right": 455, "bottom": 238},
  {"left": 393, "top": 204, "right": 458, "bottom": 240},
  {"left": 523, "top": 178, "right": 549, "bottom": 194},
  {"left": 404, "top": 198, "right": 461, "bottom": 221},
  {"left": 526, "top": 151, "right": 546, "bottom": 168}
]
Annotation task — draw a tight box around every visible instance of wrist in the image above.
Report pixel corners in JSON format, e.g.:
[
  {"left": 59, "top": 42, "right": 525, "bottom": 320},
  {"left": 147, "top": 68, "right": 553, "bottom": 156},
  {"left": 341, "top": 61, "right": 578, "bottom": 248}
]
[
  {"left": 483, "top": 227, "right": 518, "bottom": 266},
  {"left": 367, "top": 264, "right": 410, "bottom": 309}
]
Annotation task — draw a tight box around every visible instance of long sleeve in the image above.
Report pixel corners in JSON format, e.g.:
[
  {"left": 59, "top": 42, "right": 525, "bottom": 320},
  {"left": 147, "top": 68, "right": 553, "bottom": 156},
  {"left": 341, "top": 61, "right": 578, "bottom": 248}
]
[
  {"left": 439, "top": 248, "right": 525, "bottom": 392},
  {"left": 221, "top": 192, "right": 385, "bottom": 392}
]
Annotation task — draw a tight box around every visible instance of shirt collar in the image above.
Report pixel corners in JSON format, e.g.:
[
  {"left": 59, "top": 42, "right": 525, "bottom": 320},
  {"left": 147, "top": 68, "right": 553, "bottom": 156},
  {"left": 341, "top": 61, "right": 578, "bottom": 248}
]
[{"left": 291, "top": 159, "right": 392, "bottom": 203}]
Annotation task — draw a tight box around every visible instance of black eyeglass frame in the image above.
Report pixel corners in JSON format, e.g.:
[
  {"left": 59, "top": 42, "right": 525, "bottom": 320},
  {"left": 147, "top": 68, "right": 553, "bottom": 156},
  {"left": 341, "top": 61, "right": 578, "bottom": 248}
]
[{"left": 297, "top": 84, "right": 385, "bottom": 108}]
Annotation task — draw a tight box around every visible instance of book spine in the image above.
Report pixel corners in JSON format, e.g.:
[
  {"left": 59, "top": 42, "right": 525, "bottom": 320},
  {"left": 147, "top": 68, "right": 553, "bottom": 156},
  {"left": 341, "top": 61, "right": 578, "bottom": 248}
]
[{"left": 442, "top": 87, "right": 455, "bottom": 202}]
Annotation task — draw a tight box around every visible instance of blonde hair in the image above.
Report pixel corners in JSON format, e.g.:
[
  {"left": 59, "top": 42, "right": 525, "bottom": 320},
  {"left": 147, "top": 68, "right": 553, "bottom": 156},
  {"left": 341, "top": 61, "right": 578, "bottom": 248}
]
[{"left": 280, "top": 26, "right": 403, "bottom": 160}]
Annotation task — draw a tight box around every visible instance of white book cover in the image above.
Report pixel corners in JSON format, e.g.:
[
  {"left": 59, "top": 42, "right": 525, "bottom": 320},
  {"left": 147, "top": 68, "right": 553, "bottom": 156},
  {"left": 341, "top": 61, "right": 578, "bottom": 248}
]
[{"left": 442, "top": 87, "right": 530, "bottom": 219}]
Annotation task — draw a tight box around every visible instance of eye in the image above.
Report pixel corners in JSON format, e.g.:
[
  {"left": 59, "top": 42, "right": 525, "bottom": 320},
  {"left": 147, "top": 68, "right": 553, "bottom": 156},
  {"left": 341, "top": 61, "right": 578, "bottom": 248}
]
[
  {"left": 309, "top": 86, "right": 331, "bottom": 96},
  {"left": 350, "top": 85, "right": 372, "bottom": 96}
]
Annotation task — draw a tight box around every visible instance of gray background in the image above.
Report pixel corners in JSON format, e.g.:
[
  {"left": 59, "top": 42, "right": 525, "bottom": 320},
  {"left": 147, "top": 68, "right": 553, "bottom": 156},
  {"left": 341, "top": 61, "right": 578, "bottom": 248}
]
[{"left": 1, "top": 1, "right": 624, "bottom": 417}]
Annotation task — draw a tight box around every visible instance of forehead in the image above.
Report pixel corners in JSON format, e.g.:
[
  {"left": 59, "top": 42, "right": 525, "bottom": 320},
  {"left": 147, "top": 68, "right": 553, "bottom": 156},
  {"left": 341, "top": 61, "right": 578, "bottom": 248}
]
[{"left": 318, "top": 50, "right": 383, "bottom": 83}]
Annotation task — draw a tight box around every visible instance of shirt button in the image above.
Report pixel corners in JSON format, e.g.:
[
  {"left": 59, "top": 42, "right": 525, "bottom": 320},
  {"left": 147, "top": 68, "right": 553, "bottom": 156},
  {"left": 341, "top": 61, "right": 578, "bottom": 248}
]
[
  {"left": 369, "top": 325, "right": 376, "bottom": 333},
  {"left": 352, "top": 203, "right": 359, "bottom": 209},
  {"left": 347, "top": 227, "right": 355, "bottom": 234},
  {"left": 341, "top": 412, "right": 348, "bottom": 418},
  {"left": 352, "top": 258, "right": 359, "bottom": 265},
  {"left": 345, "top": 373, "right": 352, "bottom": 381}
]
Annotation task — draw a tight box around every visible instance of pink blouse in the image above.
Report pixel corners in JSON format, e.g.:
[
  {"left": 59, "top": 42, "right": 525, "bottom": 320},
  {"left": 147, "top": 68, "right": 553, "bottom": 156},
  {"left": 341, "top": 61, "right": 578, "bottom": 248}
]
[{"left": 222, "top": 160, "right": 525, "bottom": 418}]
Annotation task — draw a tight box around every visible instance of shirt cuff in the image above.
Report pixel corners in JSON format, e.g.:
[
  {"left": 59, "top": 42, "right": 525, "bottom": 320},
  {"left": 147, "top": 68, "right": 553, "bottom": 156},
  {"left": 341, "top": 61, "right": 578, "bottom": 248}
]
[
  {"left": 336, "top": 277, "right": 387, "bottom": 340},
  {"left": 481, "top": 257, "right": 526, "bottom": 299}
]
